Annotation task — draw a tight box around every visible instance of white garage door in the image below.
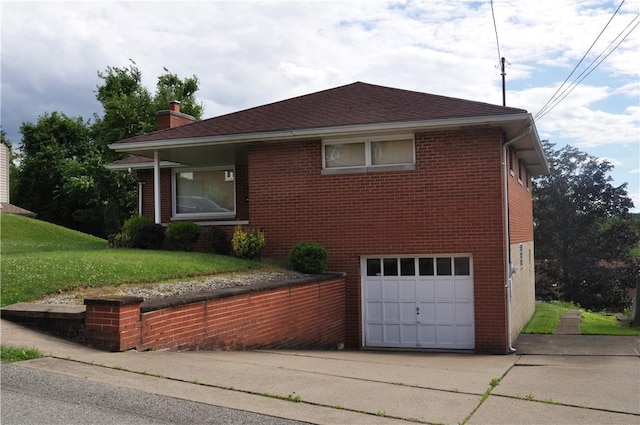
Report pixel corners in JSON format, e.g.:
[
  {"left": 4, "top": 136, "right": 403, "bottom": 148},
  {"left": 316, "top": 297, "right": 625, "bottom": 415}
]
[{"left": 362, "top": 256, "right": 475, "bottom": 349}]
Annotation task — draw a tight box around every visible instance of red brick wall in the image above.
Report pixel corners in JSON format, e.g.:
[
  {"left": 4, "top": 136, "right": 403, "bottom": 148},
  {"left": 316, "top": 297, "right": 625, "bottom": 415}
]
[
  {"left": 247, "top": 128, "right": 510, "bottom": 353},
  {"left": 507, "top": 149, "right": 534, "bottom": 244},
  {"left": 83, "top": 275, "right": 345, "bottom": 352}
]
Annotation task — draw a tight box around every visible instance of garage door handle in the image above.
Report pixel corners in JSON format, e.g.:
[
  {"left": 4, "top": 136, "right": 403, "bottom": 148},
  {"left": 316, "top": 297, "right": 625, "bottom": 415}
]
[{"left": 416, "top": 307, "right": 420, "bottom": 315}]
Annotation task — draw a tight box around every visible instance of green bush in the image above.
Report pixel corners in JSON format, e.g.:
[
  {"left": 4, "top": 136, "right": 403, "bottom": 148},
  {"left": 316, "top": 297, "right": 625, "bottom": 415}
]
[
  {"left": 133, "top": 223, "right": 166, "bottom": 250},
  {"left": 232, "top": 225, "right": 265, "bottom": 260},
  {"left": 208, "top": 226, "right": 232, "bottom": 255},
  {"left": 289, "top": 242, "right": 328, "bottom": 274},
  {"left": 167, "top": 221, "right": 202, "bottom": 252},
  {"left": 109, "top": 216, "right": 164, "bottom": 249}
]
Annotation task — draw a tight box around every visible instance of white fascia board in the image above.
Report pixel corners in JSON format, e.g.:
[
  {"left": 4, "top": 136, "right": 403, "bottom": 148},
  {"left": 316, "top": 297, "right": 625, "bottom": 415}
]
[
  {"left": 108, "top": 114, "right": 533, "bottom": 153},
  {"left": 105, "top": 160, "right": 185, "bottom": 171}
]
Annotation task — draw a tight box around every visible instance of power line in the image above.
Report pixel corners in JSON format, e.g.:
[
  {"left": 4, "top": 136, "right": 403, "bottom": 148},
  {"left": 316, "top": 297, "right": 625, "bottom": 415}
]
[
  {"left": 534, "top": 0, "right": 629, "bottom": 120},
  {"left": 535, "top": 11, "right": 639, "bottom": 121},
  {"left": 490, "top": 0, "right": 502, "bottom": 64}
]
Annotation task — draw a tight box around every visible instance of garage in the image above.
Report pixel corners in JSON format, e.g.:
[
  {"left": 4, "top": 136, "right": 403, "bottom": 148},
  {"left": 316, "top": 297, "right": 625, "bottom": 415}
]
[{"left": 362, "top": 256, "right": 475, "bottom": 349}]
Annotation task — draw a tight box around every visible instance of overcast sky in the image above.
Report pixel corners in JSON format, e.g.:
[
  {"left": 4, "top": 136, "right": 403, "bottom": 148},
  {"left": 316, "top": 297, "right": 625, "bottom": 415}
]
[{"left": 2, "top": 0, "right": 639, "bottom": 211}]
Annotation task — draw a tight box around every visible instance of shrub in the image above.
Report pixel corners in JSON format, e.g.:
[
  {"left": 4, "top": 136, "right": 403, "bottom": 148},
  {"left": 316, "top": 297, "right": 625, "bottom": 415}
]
[
  {"left": 167, "top": 221, "right": 201, "bottom": 252},
  {"left": 133, "top": 223, "right": 166, "bottom": 250},
  {"left": 289, "top": 242, "right": 328, "bottom": 274},
  {"left": 231, "top": 225, "right": 265, "bottom": 260},
  {"left": 109, "top": 216, "right": 164, "bottom": 249},
  {"left": 208, "top": 226, "right": 232, "bottom": 255}
]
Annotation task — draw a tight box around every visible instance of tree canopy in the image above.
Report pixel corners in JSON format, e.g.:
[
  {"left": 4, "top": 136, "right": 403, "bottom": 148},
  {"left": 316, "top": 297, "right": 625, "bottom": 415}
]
[
  {"left": 10, "top": 61, "right": 203, "bottom": 237},
  {"left": 533, "top": 140, "right": 639, "bottom": 311}
]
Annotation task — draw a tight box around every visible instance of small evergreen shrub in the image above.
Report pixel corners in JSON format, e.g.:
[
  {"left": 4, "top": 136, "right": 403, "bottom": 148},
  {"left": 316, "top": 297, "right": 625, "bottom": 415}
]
[
  {"left": 167, "top": 221, "right": 202, "bottom": 252},
  {"left": 208, "top": 226, "right": 232, "bottom": 255},
  {"left": 133, "top": 223, "right": 166, "bottom": 250},
  {"left": 109, "top": 216, "right": 165, "bottom": 249},
  {"left": 289, "top": 242, "right": 328, "bottom": 274},
  {"left": 232, "top": 225, "right": 265, "bottom": 260}
]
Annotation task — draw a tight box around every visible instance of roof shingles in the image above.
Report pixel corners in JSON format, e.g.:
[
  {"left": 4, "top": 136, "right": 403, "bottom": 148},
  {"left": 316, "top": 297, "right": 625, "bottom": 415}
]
[{"left": 115, "top": 82, "right": 526, "bottom": 145}]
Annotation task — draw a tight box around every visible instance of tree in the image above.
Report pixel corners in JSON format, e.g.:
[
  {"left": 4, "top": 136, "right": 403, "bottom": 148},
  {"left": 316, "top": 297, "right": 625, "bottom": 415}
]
[
  {"left": 533, "top": 140, "right": 640, "bottom": 311},
  {"left": 10, "top": 112, "right": 105, "bottom": 233},
  {"left": 11, "top": 62, "right": 204, "bottom": 237}
]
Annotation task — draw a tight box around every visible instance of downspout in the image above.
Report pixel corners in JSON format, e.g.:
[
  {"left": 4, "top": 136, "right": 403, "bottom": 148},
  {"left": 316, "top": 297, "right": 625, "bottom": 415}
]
[
  {"left": 502, "top": 126, "right": 532, "bottom": 353},
  {"left": 153, "top": 151, "right": 161, "bottom": 224}
]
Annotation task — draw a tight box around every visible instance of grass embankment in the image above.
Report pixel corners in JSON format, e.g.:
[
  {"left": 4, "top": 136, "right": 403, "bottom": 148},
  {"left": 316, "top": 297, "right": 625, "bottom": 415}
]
[
  {"left": 0, "top": 214, "right": 268, "bottom": 306},
  {"left": 523, "top": 301, "right": 640, "bottom": 336}
]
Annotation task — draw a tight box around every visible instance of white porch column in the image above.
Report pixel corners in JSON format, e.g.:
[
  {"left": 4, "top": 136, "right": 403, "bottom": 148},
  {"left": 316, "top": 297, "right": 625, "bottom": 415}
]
[{"left": 153, "top": 151, "right": 161, "bottom": 224}]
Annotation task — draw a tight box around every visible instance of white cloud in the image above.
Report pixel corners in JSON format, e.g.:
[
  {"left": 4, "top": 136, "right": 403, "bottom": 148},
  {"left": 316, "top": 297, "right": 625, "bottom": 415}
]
[{"left": 1, "top": 0, "right": 638, "bottom": 210}]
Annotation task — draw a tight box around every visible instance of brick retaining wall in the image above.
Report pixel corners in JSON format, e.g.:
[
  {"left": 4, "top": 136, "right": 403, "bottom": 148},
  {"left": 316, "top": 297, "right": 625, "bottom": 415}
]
[{"left": 83, "top": 273, "right": 346, "bottom": 352}]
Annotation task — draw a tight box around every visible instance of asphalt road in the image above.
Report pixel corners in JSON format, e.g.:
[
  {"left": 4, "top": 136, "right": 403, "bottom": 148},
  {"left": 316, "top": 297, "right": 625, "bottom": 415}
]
[{"left": 1, "top": 363, "right": 310, "bottom": 425}]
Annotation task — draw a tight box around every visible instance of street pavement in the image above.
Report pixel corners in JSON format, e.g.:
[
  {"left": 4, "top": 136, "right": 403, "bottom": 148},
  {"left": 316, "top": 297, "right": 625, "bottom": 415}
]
[{"left": 1, "top": 318, "right": 639, "bottom": 425}]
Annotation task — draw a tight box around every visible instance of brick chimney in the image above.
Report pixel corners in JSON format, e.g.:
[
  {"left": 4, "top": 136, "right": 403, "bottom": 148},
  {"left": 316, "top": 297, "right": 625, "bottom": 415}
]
[{"left": 156, "top": 101, "right": 196, "bottom": 131}]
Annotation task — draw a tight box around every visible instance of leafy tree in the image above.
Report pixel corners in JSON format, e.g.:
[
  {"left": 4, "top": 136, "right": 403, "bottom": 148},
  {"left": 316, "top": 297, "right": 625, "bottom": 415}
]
[
  {"left": 11, "top": 61, "right": 203, "bottom": 237},
  {"left": 533, "top": 140, "right": 639, "bottom": 311}
]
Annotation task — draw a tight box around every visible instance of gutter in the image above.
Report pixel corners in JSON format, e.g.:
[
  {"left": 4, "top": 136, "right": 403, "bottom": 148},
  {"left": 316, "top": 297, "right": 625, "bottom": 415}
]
[{"left": 502, "top": 125, "right": 532, "bottom": 354}]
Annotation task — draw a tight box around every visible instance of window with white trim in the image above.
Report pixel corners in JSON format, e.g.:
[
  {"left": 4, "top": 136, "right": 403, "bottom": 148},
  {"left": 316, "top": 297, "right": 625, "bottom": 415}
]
[
  {"left": 323, "top": 135, "right": 414, "bottom": 171},
  {"left": 172, "top": 167, "right": 235, "bottom": 218}
]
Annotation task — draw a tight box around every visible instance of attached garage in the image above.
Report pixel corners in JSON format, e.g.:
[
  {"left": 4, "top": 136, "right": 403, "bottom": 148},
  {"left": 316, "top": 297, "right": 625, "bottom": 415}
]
[{"left": 362, "top": 256, "right": 475, "bottom": 349}]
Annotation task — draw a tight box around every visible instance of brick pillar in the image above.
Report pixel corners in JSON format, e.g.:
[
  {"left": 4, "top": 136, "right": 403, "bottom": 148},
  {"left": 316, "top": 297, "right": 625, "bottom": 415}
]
[{"left": 84, "top": 296, "right": 143, "bottom": 351}]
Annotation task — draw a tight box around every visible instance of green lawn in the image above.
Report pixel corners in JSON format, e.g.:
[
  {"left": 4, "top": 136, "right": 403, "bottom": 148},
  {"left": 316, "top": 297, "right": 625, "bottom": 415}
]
[
  {"left": 522, "top": 301, "right": 640, "bottom": 336},
  {"left": 0, "top": 214, "right": 269, "bottom": 306}
]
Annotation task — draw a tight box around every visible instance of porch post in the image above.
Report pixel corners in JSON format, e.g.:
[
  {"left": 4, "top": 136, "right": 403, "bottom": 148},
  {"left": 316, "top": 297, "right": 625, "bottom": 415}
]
[{"left": 153, "top": 151, "right": 161, "bottom": 224}]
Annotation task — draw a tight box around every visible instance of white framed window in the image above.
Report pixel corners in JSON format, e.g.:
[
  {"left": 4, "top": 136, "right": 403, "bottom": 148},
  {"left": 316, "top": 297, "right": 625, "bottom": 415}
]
[
  {"left": 172, "top": 167, "right": 236, "bottom": 219},
  {"left": 322, "top": 135, "right": 415, "bottom": 172}
]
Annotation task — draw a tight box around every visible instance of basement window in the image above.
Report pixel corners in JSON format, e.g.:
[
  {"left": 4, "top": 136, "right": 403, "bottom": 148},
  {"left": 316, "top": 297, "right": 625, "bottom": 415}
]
[
  {"left": 172, "top": 167, "right": 236, "bottom": 219},
  {"left": 322, "top": 135, "right": 415, "bottom": 174}
]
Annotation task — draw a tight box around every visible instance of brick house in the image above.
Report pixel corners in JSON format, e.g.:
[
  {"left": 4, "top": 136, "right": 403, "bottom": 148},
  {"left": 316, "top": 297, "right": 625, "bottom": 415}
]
[{"left": 108, "top": 82, "right": 548, "bottom": 354}]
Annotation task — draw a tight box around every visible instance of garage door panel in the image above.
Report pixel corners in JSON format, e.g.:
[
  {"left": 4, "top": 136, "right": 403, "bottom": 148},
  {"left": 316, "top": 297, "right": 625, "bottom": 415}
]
[
  {"left": 435, "top": 281, "right": 454, "bottom": 299},
  {"left": 384, "top": 303, "right": 400, "bottom": 321},
  {"left": 418, "top": 302, "right": 436, "bottom": 321},
  {"left": 401, "top": 324, "right": 418, "bottom": 343},
  {"left": 367, "top": 302, "right": 383, "bottom": 321},
  {"left": 382, "top": 281, "right": 399, "bottom": 298},
  {"left": 436, "top": 302, "right": 454, "bottom": 322},
  {"left": 399, "top": 281, "right": 416, "bottom": 299},
  {"left": 400, "top": 302, "right": 416, "bottom": 321},
  {"left": 416, "top": 281, "right": 434, "bottom": 298},
  {"left": 436, "top": 325, "right": 455, "bottom": 343},
  {"left": 367, "top": 324, "right": 383, "bottom": 342},
  {"left": 366, "top": 281, "right": 383, "bottom": 298},
  {"left": 419, "top": 325, "right": 436, "bottom": 343},
  {"left": 385, "top": 324, "right": 401, "bottom": 343},
  {"left": 363, "top": 256, "right": 475, "bottom": 349}
]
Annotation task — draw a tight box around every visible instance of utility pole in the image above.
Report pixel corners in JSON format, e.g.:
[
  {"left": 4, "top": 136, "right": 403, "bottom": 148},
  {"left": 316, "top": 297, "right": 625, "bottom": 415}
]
[{"left": 501, "top": 57, "right": 506, "bottom": 106}]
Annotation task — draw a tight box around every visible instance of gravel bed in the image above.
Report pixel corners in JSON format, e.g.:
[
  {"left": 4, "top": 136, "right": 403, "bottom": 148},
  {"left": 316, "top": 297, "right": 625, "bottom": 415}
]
[{"left": 36, "top": 271, "right": 305, "bottom": 305}]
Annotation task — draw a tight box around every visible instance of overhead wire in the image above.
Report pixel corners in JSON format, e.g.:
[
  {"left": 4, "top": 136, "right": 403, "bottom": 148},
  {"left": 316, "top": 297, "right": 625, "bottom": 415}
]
[
  {"left": 535, "top": 13, "right": 640, "bottom": 121},
  {"left": 534, "top": 0, "right": 633, "bottom": 120},
  {"left": 490, "top": 0, "right": 502, "bottom": 64}
]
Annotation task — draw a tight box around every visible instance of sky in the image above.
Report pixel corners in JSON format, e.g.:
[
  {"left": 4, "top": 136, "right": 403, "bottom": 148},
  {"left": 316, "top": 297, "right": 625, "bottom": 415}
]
[{"left": 1, "top": 0, "right": 639, "bottom": 211}]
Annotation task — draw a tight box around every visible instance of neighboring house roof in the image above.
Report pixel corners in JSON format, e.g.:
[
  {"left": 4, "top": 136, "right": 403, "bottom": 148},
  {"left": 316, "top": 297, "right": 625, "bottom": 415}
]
[
  {"left": 110, "top": 82, "right": 549, "bottom": 174},
  {"left": 0, "top": 203, "right": 37, "bottom": 218}
]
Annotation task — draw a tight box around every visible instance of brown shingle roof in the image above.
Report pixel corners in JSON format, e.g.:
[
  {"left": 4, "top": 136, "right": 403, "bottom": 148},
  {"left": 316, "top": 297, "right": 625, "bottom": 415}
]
[{"left": 114, "top": 82, "right": 526, "bottom": 145}]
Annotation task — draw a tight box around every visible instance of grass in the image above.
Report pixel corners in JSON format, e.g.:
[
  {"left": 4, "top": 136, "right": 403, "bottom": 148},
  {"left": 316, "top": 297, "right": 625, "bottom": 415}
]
[
  {"left": 521, "top": 301, "right": 575, "bottom": 334},
  {"left": 522, "top": 301, "right": 640, "bottom": 336},
  {"left": 580, "top": 311, "right": 640, "bottom": 336},
  {"left": 0, "top": 345, "right": 43, "bottom": 363},
  {"left": 0, "top": 214, "right": 271, "bottom": 306}
]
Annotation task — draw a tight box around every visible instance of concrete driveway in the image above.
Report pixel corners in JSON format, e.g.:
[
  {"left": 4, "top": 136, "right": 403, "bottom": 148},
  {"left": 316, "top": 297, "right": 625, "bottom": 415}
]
[{"left": 1, "top": 319, "right": 638, "bottom": 424}]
